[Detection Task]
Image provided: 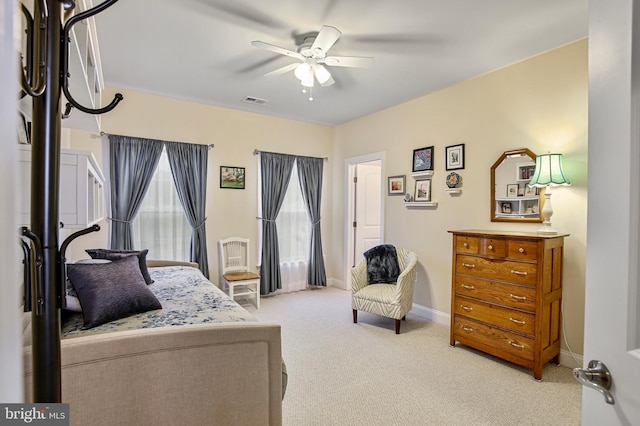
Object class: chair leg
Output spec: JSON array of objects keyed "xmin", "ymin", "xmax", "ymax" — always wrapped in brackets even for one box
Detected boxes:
[
  {"xmin": 353, "ymin": 309, "xmax": 357, "ymax": 323},
  {"xmin": 395, "ymin": 319, "xmax": 401, "ymax": 334},
  {"xmin": 255, "ymin": 282, "xmax": 260, "ymax": 309}
]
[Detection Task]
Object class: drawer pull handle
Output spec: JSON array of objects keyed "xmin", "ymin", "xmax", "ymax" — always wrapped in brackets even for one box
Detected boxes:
[
  {"xmin": 460, "ymin": 305, "xmax": 473, "ymax": 311},
  {"xmin": 510, "ymin": 294, "xmax": 527, "ymax": 301},
  {"xmin": 462, "ymin": 263, "xmax": 476, "ymax": 269},
  {"xmin": 510, "ymin": 269, "xmax": 528, "ymax": 276},
  {"xmin": 488, "ymin": 244, "xmax": 494, "ymax": 250},
  {"xmin": 518, "ymin": 247, "xmax": 525, "ymax": 253},
  {"xmin": 463, "ymin": 242, "xmax": 469, "ymax": 248},
  {"xmin": 461, "ymin": 325, "xmax": 474, "ymax": 332},
  {"xmin": 461, "ymin": 284, "xmax": 475, "ymax": 290},
  {"xmin": 509, "ymin": 341, "xmax": 525, "ymax": 349},
  {"xmin": 509, "ymin": 317, "xmax": 526, "ymax": 325}
]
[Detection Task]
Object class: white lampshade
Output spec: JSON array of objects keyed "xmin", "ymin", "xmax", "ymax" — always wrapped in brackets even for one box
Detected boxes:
[
  {"xmin": 294, "ymin": 63, "xmax": 312, "ymax": 81},
  {"xmin": 529, "ymin": 153, "xmax": 571, "ymax": 187}
]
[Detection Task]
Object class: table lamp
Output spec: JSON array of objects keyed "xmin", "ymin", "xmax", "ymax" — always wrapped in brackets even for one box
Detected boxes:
[{"xmin": 528, "ymin": 153, "xmax": 570, "ymax": 234}]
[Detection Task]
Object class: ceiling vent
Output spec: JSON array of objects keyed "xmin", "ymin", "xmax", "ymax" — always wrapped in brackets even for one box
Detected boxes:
[{"xmin": 242, "ymin": 96, "xmax": 268, "ymax": 106}]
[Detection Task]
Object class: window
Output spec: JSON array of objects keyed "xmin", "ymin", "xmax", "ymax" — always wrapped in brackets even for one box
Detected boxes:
[
  {"xmin": 276, "ymin": 162, "xmax": 311, "ymax": 264},
  {"xmin": 132, "ymin": 148, "xmax": 191, "ymax": 261}
]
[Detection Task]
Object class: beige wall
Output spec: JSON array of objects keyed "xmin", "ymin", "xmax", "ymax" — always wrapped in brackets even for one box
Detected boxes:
[
  {"xmin": 331, "ymin": 39, "xmax": 587, "ymax": 357},
  {"xmin": 67, "ymin": 39, "xmax": 587, "ymax": 358},
  {"xmin": 76, "ymin": 89, "xmax": 334, "ymax": 284}
]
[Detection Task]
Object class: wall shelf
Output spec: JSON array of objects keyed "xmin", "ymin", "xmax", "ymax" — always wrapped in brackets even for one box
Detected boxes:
[
  {"xmin": 404, "ymin": 202, "xmax": 438, "ymax": 209},
  {"xmin": 410, "ymin": 171, "xmax": 434, "ymax": 180},
  {"xmin": 446, "ymin": 188, "xmax": 462, "ymax": 195}
]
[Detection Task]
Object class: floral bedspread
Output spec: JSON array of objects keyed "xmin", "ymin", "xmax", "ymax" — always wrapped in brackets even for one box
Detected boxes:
[{"xmin": 62, "ymin": 266, "xmax": 256, "ymax": 338}]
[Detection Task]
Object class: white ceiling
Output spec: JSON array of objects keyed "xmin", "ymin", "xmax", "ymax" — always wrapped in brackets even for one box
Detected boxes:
[{"xmin": 93, "ymin": 0, "xmax": 588, "ymax": 127}]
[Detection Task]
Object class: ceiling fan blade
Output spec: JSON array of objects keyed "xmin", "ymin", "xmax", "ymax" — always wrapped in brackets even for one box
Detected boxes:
[
  {"xmin": 323, "ymin": 56, "xmax": 375, "ymax": 68},
  {"xmin": 251, "ymin": 41, "xmax": 303, "ymax": 60},
  {"xmin": 264, "ymin": 63, "xmax": 300, "ymax": 77},
  {"xmin": 310, "ymin": 25, "xmax": 342, "ymax": 53}
]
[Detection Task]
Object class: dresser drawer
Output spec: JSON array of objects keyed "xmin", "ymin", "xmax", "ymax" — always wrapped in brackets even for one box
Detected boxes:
[
  {"xmin": 507, "ymin": 240, "xmax": 538, "ymax": 261},
  {"xmin": 453, "ymin": 276, "xmax": 536, "ymax": 311},
  {"xmin": 455, "ymin": 236, "xmax": 479, "ymax": 254},
  {"xmin": 454, "ymin": 296, "xmax": 535, "ymax": 335},
  {"xmin": 453, "ymin": 316, "xmax": 534, "ymax": 361},
  {"xmin": 456, "ymin": 255, "xmax": 537, "ymax": 286},
  {"xmin": 481, "ymin": 238, "xmax": 506, "ymax": 257}
]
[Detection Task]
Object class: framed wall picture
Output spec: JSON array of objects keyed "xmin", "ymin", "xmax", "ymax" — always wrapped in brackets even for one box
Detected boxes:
[
  {"xmin": 506, "ymin": 184, "xmax": 518, "ymax": 198},
  {"xmin": 388, "ymin": 175, "xmax": 406, "ymax": 195},
  {"xmin": 414, "ymin": 179, "xmax": 432, "ymax": 202},
  {"xmin": 412, "ymin": 146, "xmax": 434, "ymax": 172},
  {"xmin": 445, "ymin": 143, "xmax": 465, "ymax": 170},
  {"xmin": 220, "ymin": 166, "xmax": 245, "ymax": 189}
]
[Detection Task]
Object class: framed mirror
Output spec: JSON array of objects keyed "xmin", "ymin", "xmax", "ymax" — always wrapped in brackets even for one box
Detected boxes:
[{"xmin": 491, "ymin": 148, "xmax": 544, "ymax": 223}]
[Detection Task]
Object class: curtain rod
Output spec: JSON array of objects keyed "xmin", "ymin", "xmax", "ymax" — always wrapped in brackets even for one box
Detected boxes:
[
  {"xmin": 99, "ymin": 132, "xmax": 214, "ymax": 149},
  {"xmin": 253, "ymin": 149, "xmax": 328, "ymax": 161}
]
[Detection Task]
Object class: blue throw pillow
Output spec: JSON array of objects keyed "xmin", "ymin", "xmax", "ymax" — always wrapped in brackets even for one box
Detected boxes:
[{"xmin": 364, "ymin": 244, "xmax": 400, "ymax": 284}]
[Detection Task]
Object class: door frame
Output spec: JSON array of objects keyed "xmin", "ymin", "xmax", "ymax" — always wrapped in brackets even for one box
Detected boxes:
[{"xmin": 344, "ymin": 152, "xmax": 385, "ymax": 291}]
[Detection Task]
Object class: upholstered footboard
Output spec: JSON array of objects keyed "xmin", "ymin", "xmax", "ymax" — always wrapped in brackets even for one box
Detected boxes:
[{"xmin": 24, "ymin": 322, "xmax": 283, "ymax": 426}]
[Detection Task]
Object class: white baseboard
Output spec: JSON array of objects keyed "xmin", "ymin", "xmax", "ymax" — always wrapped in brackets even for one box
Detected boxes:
[
  {"xmin": 559, "ymin": 349, "xmax": 583, "ymax": 369},
  {"xmin": 410, "ymin": 303, "xmax": 450, "ymax": 326},
  {"xmin": 328, "ymin": 278, "xmax": 347, "ymax": 290}
]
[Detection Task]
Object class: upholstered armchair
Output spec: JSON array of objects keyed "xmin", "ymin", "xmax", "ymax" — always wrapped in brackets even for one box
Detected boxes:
[{"xmin": 352, "ymin": 246, "xmax": 418, "ymax": 334}]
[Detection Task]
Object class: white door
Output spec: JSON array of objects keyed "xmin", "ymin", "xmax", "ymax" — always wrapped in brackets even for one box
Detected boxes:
[
  {"xmin": 352, "ymin": 161, "xmax": 381, "ymax": 267},
  {"xmin": 580, "ymin": 1, "xmax": 640, "ymax": 423}
]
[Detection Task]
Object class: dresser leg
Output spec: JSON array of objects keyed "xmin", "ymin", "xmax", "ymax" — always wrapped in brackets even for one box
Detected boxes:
[
  {"xmin": 533, "ymin": 366, "xmax": 543, "ymax": 381},
  {"xmin": 352, "ymin": 309, "xmax": 357, "ymax": 323}
]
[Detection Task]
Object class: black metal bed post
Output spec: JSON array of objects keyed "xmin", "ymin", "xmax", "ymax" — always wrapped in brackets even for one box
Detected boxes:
[{"xmin": 30, "ymin": 0, "xmax": 63, "ymax": 402}]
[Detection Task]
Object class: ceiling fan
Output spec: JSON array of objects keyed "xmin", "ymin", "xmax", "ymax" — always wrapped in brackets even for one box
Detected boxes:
[{"xmin": 251, "ymin": 25, "xmax": 374, "ymax": 100}]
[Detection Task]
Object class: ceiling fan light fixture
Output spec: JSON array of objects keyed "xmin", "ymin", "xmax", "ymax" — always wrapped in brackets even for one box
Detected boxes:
[
  {"xmin": 294, "ymin": 62, "xmax": 312, "ymax": 81},
  {"xmin": 301, "ymin": 74, "xmax": 314, "ymax": 88},
  {"xmin": 313, "ymin": 64, "xmax": 332, "ymax": 85}
]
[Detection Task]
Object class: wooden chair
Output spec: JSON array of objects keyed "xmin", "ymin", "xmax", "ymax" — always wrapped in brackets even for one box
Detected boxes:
[{"xmin": 218, "ymin": 237, "xmax": 260, "ymax": 308}]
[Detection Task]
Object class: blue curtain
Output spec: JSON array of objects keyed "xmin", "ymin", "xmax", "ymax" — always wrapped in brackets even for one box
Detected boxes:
[
  {"xmin": 259, "ymin": 152, "xmax": 296, "ymax": 295},
  {"xmin": 296, "ymin": 156, "xmax": 326, "ymax": 286},
  {"xmin": 165, "ymin": 142, "xmax": 210, "ymax": 278},
  {"xmin": 108, "ymin": 135, "xmax": 164, "ymax": 249}
]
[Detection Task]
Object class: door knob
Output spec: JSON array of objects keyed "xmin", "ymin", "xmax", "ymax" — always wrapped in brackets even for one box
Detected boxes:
[{"xmin": 573, "ymin": 360, "xmax": 615, "ymax": 405}]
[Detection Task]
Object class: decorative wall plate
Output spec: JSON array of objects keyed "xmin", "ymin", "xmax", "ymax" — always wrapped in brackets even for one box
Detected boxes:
[{"xmin": 446, "ymin": 172, "xmax": 462, "ymax": 188}]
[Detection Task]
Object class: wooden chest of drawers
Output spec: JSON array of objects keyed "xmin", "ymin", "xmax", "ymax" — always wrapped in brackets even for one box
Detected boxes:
[{"xmin": 448, "ymin": 230, "xmax": 568, "ymax": 380}]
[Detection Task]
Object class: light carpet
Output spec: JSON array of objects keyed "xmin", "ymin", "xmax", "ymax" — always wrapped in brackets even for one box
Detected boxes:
[{"xmin": 246, "ymin": 286, "xmax": 581, "ymax": 426}]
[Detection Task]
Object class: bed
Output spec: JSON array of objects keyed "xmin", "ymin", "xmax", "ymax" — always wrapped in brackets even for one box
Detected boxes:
[{"xmin": 23, "ymin": 261, "xmax": 284, "ymax": 426}]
